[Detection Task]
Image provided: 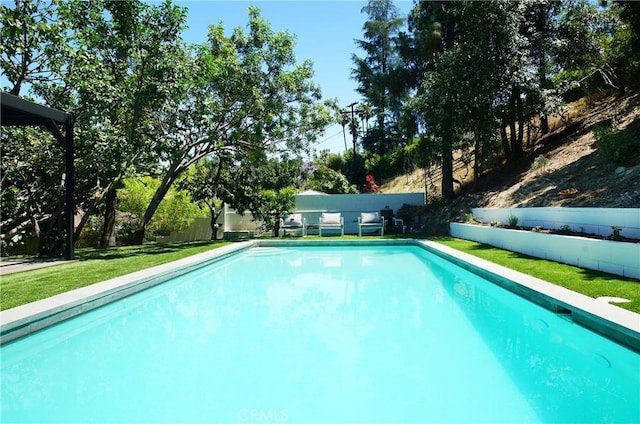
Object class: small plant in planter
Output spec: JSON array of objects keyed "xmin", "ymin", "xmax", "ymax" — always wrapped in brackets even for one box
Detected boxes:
[
  {"xmin": 465, "ymin": 213, "xmax": 475, "ymax": 223},
  {"xmin": 558, "ymin": 224, "xmax": 573, "ymax": 235},
  {"xmin": 507, "ymin": 214, "xmax": 519, "ymax": 228},
  {"xmin": 490, "ymin": 220, "xmax": 501, "ymax": 228},
  {"xmin": 611, "ymin": 226, "xmax": 623, "ymax": 240}
]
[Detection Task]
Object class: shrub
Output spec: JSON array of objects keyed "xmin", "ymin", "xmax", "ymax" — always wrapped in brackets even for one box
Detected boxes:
[
  {"xmin": 362, "ymin": 174, "xmax": 379, "ymax": 193},
  {"xmin": 531, "ymin": 155, "xmax": 549, "ymax": 174},
  {"xmin": 305, "ymin": 166, "xmax": 358, "ymax": 194},
  {"xmin": 593, "ymin": 121, "xmax": 640, "ymax": 165}
]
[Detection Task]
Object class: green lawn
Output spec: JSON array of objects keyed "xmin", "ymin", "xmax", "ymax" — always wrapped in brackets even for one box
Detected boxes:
[
  {"xmin": 1, "ymin": 237, "xmax": 638, "ymax": 314},
  {"xmin": 432, "ymin": 236, "xmax": 640, "ymax": 314},
  {"xmin": 0, "ymin": 241, "xmax": 229, "ymax": 310}
]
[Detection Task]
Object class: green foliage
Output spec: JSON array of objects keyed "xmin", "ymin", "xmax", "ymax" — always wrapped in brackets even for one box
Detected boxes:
[
  {"xmin": 558, "ymin": 224, "xmax": 573, "ymax": 234},
  {"xmin": 129, "ymin": 6, "xmax": 333, "ymax": 242},
  {"xmin": 0, "ymin": 0, "xmax": 68, "ymax": 95},
  {"xmin": 0, "ymin": 126, "xmax": 66, "ymax": 253},
  {"xmin": 507, "ymin": 214, "xmax": 519, "ymax": 227},
  {"xmin": 531, "ymin": 155, "xmax": 549, "ymax": 174},
  {"xmin": 249, "ymin": 187, "xmax": 297, "ymax": 236},
  {"xmin": 341, "ymin": 150, "xmax": 367, "ymax": 190},
  {"xmin": 324, "ymin": 152, "xmax": 347, "ymax": 173},
  {"xmin": 364, "ymin": 148, "xmax": 408, "ymax": 182},
  {"xmin": 593, "ymin": 121, "xmax": 640, "ymax": 165},
  {"xmin": 118, "ymin": 177, "xmax": 203, "ymax": 241},
  {"xmin": 76, "ymin": 215, "xmax": 103, "ymax": 248},
  {"xmin": 305, "ymin": 166, "xmax": 358, "ymax": 194},
  {"xmin": 352, "ymin": 0, "xmax": 407, "ymax": 154},
  {"xmin": 609, "ymin": 1, "xmax": 640, "ymax": 88},
  {"xmin": 611, "ymin": 226, "xmax": 623, "ymax": 240}
]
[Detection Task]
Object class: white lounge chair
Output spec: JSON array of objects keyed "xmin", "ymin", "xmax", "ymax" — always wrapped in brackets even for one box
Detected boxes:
[
  {"xmin": 358, "ymin": 212, "xmax": 385, "ymax": 236},
  {"xmin": 318, "ymin": 212, "xmax": 344, "ymax": 236},
  {"xmin": 279, "ymin": 213, "xmax": 306, "ymax": 237}
]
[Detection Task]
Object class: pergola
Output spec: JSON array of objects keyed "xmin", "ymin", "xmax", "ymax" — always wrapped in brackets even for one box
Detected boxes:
[{"xmin": 1, "ymin": 92, "xmax": 75, "ymax": 259}]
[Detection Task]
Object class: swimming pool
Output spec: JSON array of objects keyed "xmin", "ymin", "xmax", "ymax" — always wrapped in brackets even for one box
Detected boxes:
[{"xmin": 1, "ymin": 242, "xmax": 639, "ymax": 423}]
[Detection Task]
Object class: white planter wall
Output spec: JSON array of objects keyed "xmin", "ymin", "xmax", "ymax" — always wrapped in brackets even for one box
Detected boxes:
[
  {"xmin": 450, "ymin": 222, "xmax": 640, "ymax": 279},
  {"xmin": 471, "ymin": 207, "xmax": 640, "ymax": 239}
]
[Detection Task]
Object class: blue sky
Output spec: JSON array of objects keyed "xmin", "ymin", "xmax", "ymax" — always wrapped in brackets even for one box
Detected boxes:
[{"xmin": 175, "ymin": 0, "xmax": 414, "ymax": 154}]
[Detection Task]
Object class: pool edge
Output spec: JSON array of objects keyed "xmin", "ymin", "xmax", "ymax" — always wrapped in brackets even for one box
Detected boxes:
[
  {"xmin": 0, "ymin": 241, "xmax": 254, "ymax": 345},
  {"xmin": 415, "ymin": 239, "xmax": 640, "ymax": 353},
  {"xmin": 2, "ymin": 239, "xmax": 638, "ymax": 352}
]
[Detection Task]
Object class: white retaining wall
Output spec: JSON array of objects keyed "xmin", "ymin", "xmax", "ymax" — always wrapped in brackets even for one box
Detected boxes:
[
  {"xmin": 450, "ymin": 222, "xmax": 640, "ymax": 279},
  {"xmin": 224, "ymin": 192, "xmax": 425, "ymax": 235},
  {"xmin": 472, "ymin": 207, "xmax": 640, "ymax": 239}
]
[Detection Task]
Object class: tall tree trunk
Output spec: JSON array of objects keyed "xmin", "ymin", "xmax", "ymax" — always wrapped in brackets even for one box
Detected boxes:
[
  {"xmin": 537, "ymin": 2, "xmax": 550, "ymax": 135},
  {"xmin": 440, "ymin": 6, "xmax": 456, "ymax": 200},
  {"xmin": 100, "ymin": 190, "xmax": 117, "ymax": 247},
  {"xmin": 540, "ymin": 115, "xmax": 549, "ymax": 134},
  {"xmin": 508, "ymin": 89, "xmax": 517, "ymax": 161},
  {"xmin": 473, "ymin": 135, "xmax": 481, "ymax": 186},
  {"xmin": 441, "ymin": 137, "xmax": 455, "ymax": 200},
  {"xmin": 501, "ymin": 125, "xmax": 512, "ymax": 161},
  {"xmin": 209, "ymin": 204, "xmax": 223, "ymax": 241},
  {"xmin": 132, "ymin": 162, "xmax": 182, "ymax": 245},
  {"xmin": 515, "ymin": 92, "xmax": 524, "ymax": 159},
  {"xmin": 74, "ymin": 175, "xmax": 123, "ymax": 242}
]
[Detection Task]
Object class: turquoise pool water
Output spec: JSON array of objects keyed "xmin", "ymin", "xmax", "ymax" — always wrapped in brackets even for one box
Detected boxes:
[{"xmin": 1, "ymin": 245, "xmax": 639, "ymax": 423}]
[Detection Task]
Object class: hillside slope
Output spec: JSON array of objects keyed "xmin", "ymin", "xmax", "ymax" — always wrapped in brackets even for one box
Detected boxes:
[{"xmin": 382, "ymin": 91, "xmax": 640, "ymax": 233}]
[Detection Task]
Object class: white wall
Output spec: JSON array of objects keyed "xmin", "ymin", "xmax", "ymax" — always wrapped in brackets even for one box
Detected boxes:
[
  {"xmin": 223, "ymin": 209, "xmax": 263, "ymax": 233},
  {"xmin": 450, "ymin": 222, "xmax": 640, "ymax": 279},
  {"xmin": 224, "ymin": 192, "xmax": 425, "ymax": 235},
  {"xmin": 156, "ymin": 217, "xmax": 214, "ymax": 243},
  {"xmin": 472, "ymin": 207, "xmax": 640, "ymax": 239}
]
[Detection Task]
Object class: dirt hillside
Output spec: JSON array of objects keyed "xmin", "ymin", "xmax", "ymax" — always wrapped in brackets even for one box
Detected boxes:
[{"xmin": 382, "ymin": 91, "xmax": 640, "ymax": 233}]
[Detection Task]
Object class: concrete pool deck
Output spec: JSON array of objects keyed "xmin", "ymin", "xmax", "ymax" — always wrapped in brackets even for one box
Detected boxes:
[{"xmin": 1, "ymin": 239, "xmax": 639, "ymax": 351}]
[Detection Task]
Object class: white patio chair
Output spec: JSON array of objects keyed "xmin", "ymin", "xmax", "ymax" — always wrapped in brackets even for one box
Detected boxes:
[
  {"xmin": 358, "ymin": 212, "xmax": 385, "ymax": 236},
  {"xmin": 318, "ymin": 212, "xmax": 344, "ymax": 236}
]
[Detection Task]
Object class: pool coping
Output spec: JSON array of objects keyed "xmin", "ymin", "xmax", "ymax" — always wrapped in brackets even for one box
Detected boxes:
[{"xmin": 1, "ymin": 239, "xmax": 639, "ymax": 352}]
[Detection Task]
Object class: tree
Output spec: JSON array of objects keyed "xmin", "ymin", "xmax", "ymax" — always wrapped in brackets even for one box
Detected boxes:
[
  {"xmin": 0, "ymin": 0, "xmax": 67, "ymax": 96},
  {"xmin": 352, "ymin": 0, "xmax": 406, "ymax": 154},
  {"xmin": 305, "ymin": 165, "xmax": 358, "ymax": 194},
  {"xmin": 1, "ymin": 0, "xmax": 191, "ymax": 250},
  {"xmin": 57, "ymin": 0, "xmax": 190, "ymax": 246},
  {"xmin": 118, "ymin": 176, "xmax": 203, "ymax": 241},
  {"xmin": 178, "ymin": 157, "xmax": 228, "ymax": 240},
  {"xmin": 0, "ymin": 127, "xmax": 65, "ymax": 254},
  {"xmin": 1, "ymin": 0, "xmax": 71, "ymax": 254},
  {"xmin": 131, "ymin": 7, "xmax": 333, "ymax": 244},
  {"xmin": 407, "ymin": 0, "xmax": 460, "ymax": 199},
  {"xmin": 607, "ymin": 1, "xmax": 640, "ymax": 89}
]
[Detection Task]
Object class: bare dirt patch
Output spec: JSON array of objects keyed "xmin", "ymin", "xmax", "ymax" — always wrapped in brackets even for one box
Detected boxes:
[{"xmin": 385, "ymin": 92, "xmax": 640, "ymax": 234}]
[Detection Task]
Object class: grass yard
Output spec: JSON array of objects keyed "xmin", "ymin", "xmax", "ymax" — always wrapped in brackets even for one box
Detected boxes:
[
  {"xmin": 433, "ymin": 236, "xmax": 640, "ymax": 314},
  {"xmin": 0, "ymin": 241, "xmax": 229, "ymax": 310},
  {"xmin": 1, "ymin": 237, "xmax": 638, "ymax": 314}
]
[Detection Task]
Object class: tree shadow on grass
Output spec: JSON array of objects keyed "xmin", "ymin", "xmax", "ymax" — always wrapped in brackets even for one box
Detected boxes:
[{"xmin": 75, "ymin": 240, "xmax": 218, "ymax": 261}]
